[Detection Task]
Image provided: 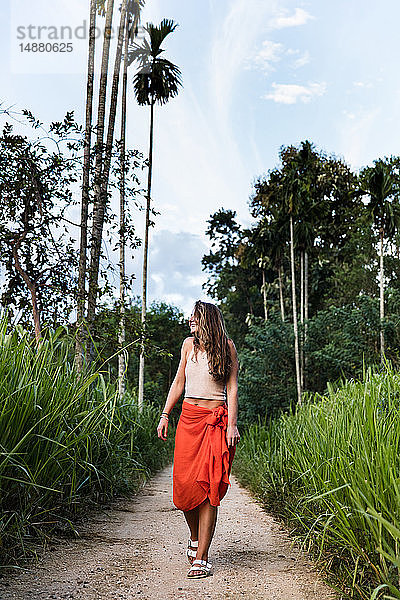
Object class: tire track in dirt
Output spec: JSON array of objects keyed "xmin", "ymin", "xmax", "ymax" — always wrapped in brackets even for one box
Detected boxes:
[{"xmin": 0, "ymin": 466, "xmax": 338, "ymax": 600}]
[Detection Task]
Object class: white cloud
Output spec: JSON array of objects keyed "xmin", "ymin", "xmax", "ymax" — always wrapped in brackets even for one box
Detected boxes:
[
  {"xmin": 204, "ymin": 0, "xmax": 280, "ymax": 225},
  {"xmin": 209, "ymin": 0, "xmax": 279, "ymax": 120},
  {"xmin": 187, "ymin": 275, "xmax": 206, "ymax": 287},
  {"xmin": 163, "ymin": 293, "xmax": 186, "ymax": 307},
  {"xmin": 264, "ymin": 82, "xmax": 326, "ymax": 104},
  {"xmin": 150, "ymin": 86, "xmax": 251, "ymax": 234},
  {"xmin": 269, "ymin": 7, "xmax": 315, "ymax": 29},
  {"xmin": 292, "ymin": 50, "xmax": 310, "ymax": 68},
  {"xmin": 342, "ymin": 109, "xmax": 356, "ymax": 120},
  {"xmin": 353, "ymin": 81, "xmax": 373, "ymax": 89},
  {"xmin": 127, "ymin": 230, "xmax": 212, "ymax": 315},
  {"xmin": 249, "ymin": 40, "xmax": 284, "ymax": 72},
  {"xmin": 248, "ymin": 43, "xmax": 311, "ymax": 73}
]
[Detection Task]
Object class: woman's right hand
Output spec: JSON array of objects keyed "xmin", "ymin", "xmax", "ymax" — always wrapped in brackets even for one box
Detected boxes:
[{"xmin": 157, "ymin": 416, "xmax": 168, "ymax": 441}]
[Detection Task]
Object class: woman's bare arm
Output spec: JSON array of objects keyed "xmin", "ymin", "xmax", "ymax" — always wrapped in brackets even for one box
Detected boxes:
[
  {"xmin": 226, "ymin": 339, "xmax": 240, "ymax": 447},
  {"xmin": 157, "ymin": 337, "xmax": 191, "ymax": 441},
  {"xmin": 162, "ymin": 337, "xmax": 191, "ymax": 413}
]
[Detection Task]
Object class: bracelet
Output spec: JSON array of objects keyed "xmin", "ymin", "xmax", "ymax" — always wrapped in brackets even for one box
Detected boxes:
[{"xmin": 161, "ymin": 412, "xmax": 169, "ymax": 420}]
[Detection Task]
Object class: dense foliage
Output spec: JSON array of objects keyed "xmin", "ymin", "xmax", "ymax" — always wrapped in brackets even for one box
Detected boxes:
[
  {"xmin": 0, "ymin": 112, "xmax": 142, "ymax": 337},
  {"xmin": 234, "ymin": 366, "xmax": 400, "ymax": 599},
  {"xmin": 203, "ymin": 140, "xmax": 400, "ymax": 414},
  {"xmin": 238, "ymin": 293, "xmax": 400, "ymax": 421},
  {"xmin": 0, "ymin": 313, "xmax": 174, "ymax": 566},
  {"xmin": 91, "ymin": 297, "xmax": 189, "ymax": 401}
]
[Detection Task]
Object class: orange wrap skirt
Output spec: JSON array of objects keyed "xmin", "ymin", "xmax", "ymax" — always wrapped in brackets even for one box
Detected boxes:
[{"xmin": 172, "ymin": 400, "xmax": 235, "ymax": 511}]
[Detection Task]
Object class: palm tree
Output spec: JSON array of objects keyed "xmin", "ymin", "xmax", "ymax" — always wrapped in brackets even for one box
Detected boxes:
[
  {"xmin": 118, "ymin": 0, "xmax": 143, "ymax": 398},
  {"xmin": 280, "ymin": 156, "xmax": 303, "ymax": 404},
  {"xmin": 257, "ymin": 256, "xmax": 269, "ymax": 321},
  {"xmin": 101, "ymin": 0, "xmax": 129, "ymax": 208},
  {"xmin": 295, "ymin": 217, "xmax": 315, "ymax": 389},
  {"xmin": 293, "ymin": 141, "xmax": 324, "ymax": 389},
  {"xmin": 360, "ymin": 160, "xmax": 400, "ymax": 360},
  {"xmin": 75, "ymin": 0, "xmax": 98, "ymax": 371},
  {"xmin": 86, "ymin": 0, "xmax": 115, "ymax": 360},
  {"xmin": 130, "ymin": 18, "xmax": 182, "ymax": 410}
]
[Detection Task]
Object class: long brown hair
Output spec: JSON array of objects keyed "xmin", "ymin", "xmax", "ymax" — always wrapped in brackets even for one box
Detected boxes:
[{"xmin": 191, "ymin": 300, "xmax": 232, "ymax": 382}]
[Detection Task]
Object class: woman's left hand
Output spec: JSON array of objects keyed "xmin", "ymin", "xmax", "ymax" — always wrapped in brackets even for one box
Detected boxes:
[{"xmin": 226, "ymin": 425, "xmax": 240, "ymax": 448}]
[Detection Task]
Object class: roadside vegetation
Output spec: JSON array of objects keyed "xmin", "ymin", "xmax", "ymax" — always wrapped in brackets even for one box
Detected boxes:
[
  {"xmin": 234, "ymin": 367, "xmax": 400, "ymax": 599},
  {"xmin": 0, "ymin": 312, "xmax": 175, "ymax": 566}
]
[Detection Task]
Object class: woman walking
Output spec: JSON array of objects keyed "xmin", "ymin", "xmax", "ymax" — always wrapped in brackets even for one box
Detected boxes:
[{"xmin": 157, "ymin": 300, "xmax": 240, "ymax": 579}]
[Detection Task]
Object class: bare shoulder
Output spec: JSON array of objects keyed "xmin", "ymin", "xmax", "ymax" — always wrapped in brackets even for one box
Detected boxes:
[
  {"xmin": 227, "ymin": 338, "xmax": 237, "ymax": 351},
  {"xmin": 227, "ymin": 338, "xmax": 238, "ymax": 358},
  {"xmin": 181, "ymin": 336, "xmax": 194, "ymax": 354}
]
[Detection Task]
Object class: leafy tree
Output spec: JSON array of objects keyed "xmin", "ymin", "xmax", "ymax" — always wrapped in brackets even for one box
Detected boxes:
[
  {"xmin": 0, "ymin": 108, "xmax": 143, "ymax": 351},
  {"xmin": 0, "ymin": 117, "xmax": 80, "ymax": 340},
  {"xmin": 240, "ymin": 215, "xmax": 287, "ymax": 322},
  {"xmin": 130, "ymin": 18, "xmax": 183, "ymax": 409},
  {"xmin": 91, "ymin": 298, "xmax": 188, "ymax": 401},
  {"xmin": 238, "ymin": 314, "xmax": 296, "ymax": 423},
  {"xmin": 202, "ymin": 209, "xmax": 262, "ymax": 344},
  {"xmin": 77, "ymin": 0, "xmax": 145, "ymax": 377},
  {"xmin": 202, "ymin": 208, "xmax": 243, "ymax": 298},
  {"xmin": 359, "ymin": 159, "xmax": 400, "ymax": 359},
  {"xmin": 249, "ymin": 142, "xmax": 362, "ymax": 399},
  {"xmin": 238, "ymin": 296, "xmax": 400, "ymax": 421},
  {"xmin": 203, "ymin": 142, "xmax": 400, "ymax": 417}
]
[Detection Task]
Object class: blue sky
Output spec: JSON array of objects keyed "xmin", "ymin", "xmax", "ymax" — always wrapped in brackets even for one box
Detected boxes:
[{"xmin": 2, "ymin": 0, "xmax": 400, "ymax": 316}]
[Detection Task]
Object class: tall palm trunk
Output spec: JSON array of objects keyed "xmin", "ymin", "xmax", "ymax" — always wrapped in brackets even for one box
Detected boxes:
[
  {"xmin": 89, "ymin": 0, "xmax": 127, "ymax": 363},
  {"xmin": 380, "ymin": 228, "xmax": 385, "ymax": 360},
  {"xmin": 118, "ymin": 10, "xmax": 130, "ymax": 398},
  {"xmin": 75, "ymin": 0, "xmax": 97, "ymax": 372},
  {"xmin": 278, "ymin": 263, "xmax": 285, "ymax": 321},
  {"xmin": 262, "ymin": 269, "xmax": 267, "ymax": 321},
  {"xmin": 290, "ymin": 214, "xmax": 302, "ymax": 404},
  {"xmin": 86, "ymin": 0, "xmax": 115, "ymax": 359},
  {"xmin": 304, "ymin": 250, "xmax": 309, "ymax": 322},
  {"xmin": 304, "ymin": 249, "xmax": 309, "ymax": 388},
  {"xmin": 118, "ymin": 7, "xmax": 141, "ymax": 398},
  {"xmin": 300, "ymin": 250, "xmax": 304, "ymax": 324},
  {"xmin": 101, "ymin": 0, "xmax": 127, "ymax": 202},
  {"xmin": 138, "ymin": 97, "xmax": 155, "ymax": 410},
  {"xmin": 300, "ymin": 249, "xmax": 304, "ymax": 389}
]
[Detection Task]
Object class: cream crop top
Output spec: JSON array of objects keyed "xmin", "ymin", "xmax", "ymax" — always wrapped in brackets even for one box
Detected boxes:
[{"xmin": 184, "ymin": 347, "xmax": 227, "ymax": 401}]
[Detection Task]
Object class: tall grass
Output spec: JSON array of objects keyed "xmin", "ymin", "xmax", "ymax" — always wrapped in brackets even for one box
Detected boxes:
[
  {"xmin": 234, "ymin": 365, "xmax": 400, "ymax": 600},
  {"xmin": 0, "ymin": 314, "xmax": 173, "ymax": 567}
]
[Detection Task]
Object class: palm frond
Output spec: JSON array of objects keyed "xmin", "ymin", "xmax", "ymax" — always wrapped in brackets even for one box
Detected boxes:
[
  {"xmin": 361, "ymin": 161, "xmax": 400, "ymax": 233},
  {"xmin": 133, "ymin": 58, "xmax": 182, "ymax": 105},
  {"xmin": 127, "ymin": 39, "xmax": 152, "ymax": 68},
  {"xmin": 145, "ymin": 18, "xmax": 178, "ymax": 57},
  {"xmin": 126, "ymin": 0, "xmax": 144, "ymax": 30}
]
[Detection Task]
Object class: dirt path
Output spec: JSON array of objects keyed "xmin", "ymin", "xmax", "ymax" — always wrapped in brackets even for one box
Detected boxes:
[{"xmin": 0, "ymin": 466, "xmax": 337, "ymax": 600}]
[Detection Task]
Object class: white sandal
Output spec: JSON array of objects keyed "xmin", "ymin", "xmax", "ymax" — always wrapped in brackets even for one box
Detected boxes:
[
  {"xmin": 187, "ymin": 559, "xmax": 212, "ymax": 579},
  {"xmin": 186, "ymin": 538, "xmax": 198, "ymax": 564}
]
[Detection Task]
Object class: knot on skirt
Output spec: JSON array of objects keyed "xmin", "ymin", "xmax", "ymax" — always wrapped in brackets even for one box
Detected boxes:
[{"xmin": 205, "ymin": 405, "xmax": 227, "ymax": 429}]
